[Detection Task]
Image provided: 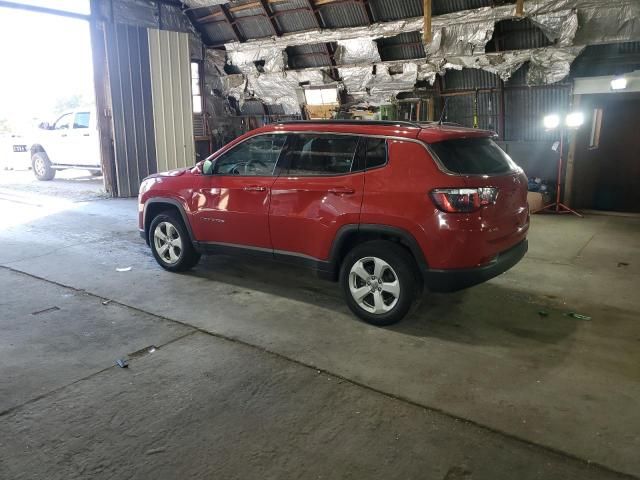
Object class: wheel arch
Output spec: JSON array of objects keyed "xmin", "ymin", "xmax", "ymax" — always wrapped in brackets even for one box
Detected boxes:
[
  {"xmin": 30, "ymin": 144, "xmax": 46, "ymax": 156},
  {"xmin": 144, "ymin": 198, "xmax": 195, "ymax": 246},
  {"xmin": 328, "ymin": 224, "xmax": 427, "ymax": 281}
]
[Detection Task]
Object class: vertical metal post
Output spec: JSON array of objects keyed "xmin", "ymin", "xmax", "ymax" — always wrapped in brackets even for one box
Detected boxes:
[
  {"xmin": 473, "ymin": 88, "xmax": 479, "ymax": 128},
  {"xmin": 564, "ymin": 94, "xmax": 581, "ymax": 207},
  {"xmin": 498, "ymin": 79, "xmax": 506, "ymax": 139},
  {"xmin": 89, "ymin": 0, "xmax": 117, "ymax": 196}
]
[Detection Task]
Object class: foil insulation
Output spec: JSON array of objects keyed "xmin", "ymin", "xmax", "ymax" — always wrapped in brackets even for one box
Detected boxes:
[
  {"xmin": 159, "ymin": 3, "xmax": 197, "ymax": 33},
  {"xmin": 223, "ymin": 0, "xmax": 593, "ymax": 56},
  {"xmin": 228, "ymin": 71, "xmax": 332, "ymax": 114},
  {"xmin": 530, "ymin": 11, "xmax": 579, "ymax": 47},
  {"xmin": 228, "ymin": 46, "xmax": 286, "ymax": 74},
  {"xmin": 442, "ymin": 46, "xmax": 584, "ymax": 85},
  {"xmin": 339, "ymin": 66, "xmax": 376, "ymax": 94},
  {"xmin": 368, "ymin": 64, "xmax": 419, "ymax": 105},
  {"xmin": 204, "ymin": 49, "xmax": 228, "ymax": 93},
  {"xmin": 335, "ymin": 39, "xmax": 381, "ymax": 65},
  {"xmin": 102, "ymin": 0, "xmax": 196, "ymax": 34},
  {"xmin": 211, "ymin": 0, "xmax": 640, "ymax": 111}
]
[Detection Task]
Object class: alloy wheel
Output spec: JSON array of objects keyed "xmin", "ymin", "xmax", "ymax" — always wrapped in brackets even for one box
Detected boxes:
[
  {"xmin": 153, "ymin": 222, "xmax": 183, "ymax": 265},
  {"xmin": 34, "ymin": 157, "xmax": 45, "ymax": 176},
  {"xmin": 349, "ymin": 256, "xmax": 400, "ymax": 314}
]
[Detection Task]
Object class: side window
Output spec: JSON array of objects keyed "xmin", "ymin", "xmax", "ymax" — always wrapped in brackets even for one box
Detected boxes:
[
  {"xmin": 54, "ymin": 113, "xmax": 73, "ymax": 130},
  {"xmin": 353, "ymin": 137, "xmax": 388, "ymax": 172},
  {"xmin": 213, "ymin": 134, "xmax": 286, "ymax": 176},
  {"xmin": 73, "ymin": 112, "xmax": 90, "ymax": 129},
  {"xmin": 365, "ymin": 138, "xmax": 387, "ymax": 169},
  {"xmin": 285, "ymin": 134, "xmax": 359, "ymax": 176}
]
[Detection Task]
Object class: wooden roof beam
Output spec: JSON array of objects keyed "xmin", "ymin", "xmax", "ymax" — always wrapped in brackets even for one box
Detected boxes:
[
  {"xmin": 219, "ymin": 3, "xmax": 244, "ymax": 42},
  {"xmin": 423, "ymin": 0, "xmax": 432, "ymax": 43}
]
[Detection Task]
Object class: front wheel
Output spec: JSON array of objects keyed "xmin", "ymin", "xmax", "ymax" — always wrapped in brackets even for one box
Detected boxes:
[
  {"xmin": 32, "ymin": 152, "xmax": 55, "ymax": 181},
  {"xmin": 148, "ymin": 211, "xmax": 201, "ymax": 272},
  {"xmin": 340, "ymin": 240, "xmax": 420, "ymax": 326}
]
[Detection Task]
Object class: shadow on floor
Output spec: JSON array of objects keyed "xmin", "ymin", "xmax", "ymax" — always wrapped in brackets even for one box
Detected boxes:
[{"xmin": 190, "ymin": 254, "xmax": 579, "ymax": 350}]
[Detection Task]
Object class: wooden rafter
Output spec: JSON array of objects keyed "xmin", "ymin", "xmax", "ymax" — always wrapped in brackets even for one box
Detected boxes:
[
  {"xmin": 423, "ymin": 0, "xmax": 432, "ymax": 43},
  {"xmin": 258, "ymin": 0, "xmax": 282, "ymax": 37},
  {"xmin": 359, "ymin": 0, "xmax": 374, "ymax": 25},
  {"xmin": 515, "ymin": 0, "xmax": 524, "ymax": 16},
  {"xmin": 304, "ymin": 0, "xmax": 324, "ymax": 29},
  {"xmin": 219, "ymin": 4, "xmax": 244, "ymax": 42}
]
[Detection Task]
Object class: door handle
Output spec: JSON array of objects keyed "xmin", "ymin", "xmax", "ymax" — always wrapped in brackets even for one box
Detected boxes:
[
  {"xmin": 61, "ymin": 134, "xmax": 68, "ymax": 137},
  {"xmin": 328, "ymin": 187, "xmax": 355, "ymax": 195},
  {"xmin": 243, "ymin": 186, "xmax": 267, "ymax": 192},
  {"xmin": 83, "ymin": 133, "xmax": 90, "ymax": 137}
]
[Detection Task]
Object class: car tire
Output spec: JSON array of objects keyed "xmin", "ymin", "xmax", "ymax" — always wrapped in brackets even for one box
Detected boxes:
[
  {"xmin": 32, "ymin": 152, "xmax": 55, "ymax": 181},
  {"xmin": 340, "ymin": 240, "xmax": 420, "ymax": 326},
  {"xmin": 90, "ymin": 170, "xmax": 102, "ymax": 177},
  {"xmin": 148, "ymin": 210, "xmax": 201, "ymax": 272}
]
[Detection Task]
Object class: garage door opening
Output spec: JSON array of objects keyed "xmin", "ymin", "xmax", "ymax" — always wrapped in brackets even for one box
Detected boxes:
[{"xmin": 0, "ymin": 0, "xmax": 105, "ymax": 204}]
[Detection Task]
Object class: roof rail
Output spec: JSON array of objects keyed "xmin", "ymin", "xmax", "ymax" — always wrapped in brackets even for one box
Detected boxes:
[
  {"xmin": 419, "ymin": 121, "xmax": 464, "ymax": 127},
  {"xmin": 275, "ymin": 120, "xmax": 422, "ymax": 128}
]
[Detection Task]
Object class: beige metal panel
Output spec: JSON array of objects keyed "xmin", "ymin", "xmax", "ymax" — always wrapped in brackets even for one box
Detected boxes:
[{"xmin": 148, "ymin": 28, "xmax": 195, "ymax": 172}]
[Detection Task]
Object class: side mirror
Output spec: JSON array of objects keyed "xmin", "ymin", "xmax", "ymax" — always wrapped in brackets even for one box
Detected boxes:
[{"xmin": 203, "ymin": 159, "xmax": 214, "ymax": 175}]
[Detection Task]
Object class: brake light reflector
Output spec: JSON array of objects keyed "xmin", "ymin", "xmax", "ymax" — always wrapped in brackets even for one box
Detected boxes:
[{"xmin": 431, "ymin": 188, "xmax": 499, "ymax": 213}]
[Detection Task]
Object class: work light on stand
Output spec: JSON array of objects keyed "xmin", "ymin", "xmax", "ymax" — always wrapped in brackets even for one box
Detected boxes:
[{"xmin": 541, "ymin": 112, "xmax": 584, "ymax": 217}]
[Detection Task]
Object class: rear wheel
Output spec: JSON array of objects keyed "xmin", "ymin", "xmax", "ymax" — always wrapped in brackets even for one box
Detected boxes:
[
  {"xmin": 149, "ymin": 211, "xmax": 200, "ymax": 272},
  {"xmin": 340, "ymin": 240, "xmax": 420, "ymax": 326},
  {"xmin": 32, "ymin": 152, "xmax": 55, "ymax": 181},
  {"xmin": 89, "ymin": 170, "xmax": 102, "ymax": 177}
]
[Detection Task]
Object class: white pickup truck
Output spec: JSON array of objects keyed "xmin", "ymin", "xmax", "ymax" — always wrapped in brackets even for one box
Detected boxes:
[{"xmin": 13, "ymin": 109, "xmax": 101, "ymax": 180}]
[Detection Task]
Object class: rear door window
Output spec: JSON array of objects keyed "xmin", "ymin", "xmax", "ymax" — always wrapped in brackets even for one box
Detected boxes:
[
  {"xmin": 364, "ymin": 138, "xmax": 387, "ymax": 169},
  {"xmin": 429, "ymin": 137, "xmax": 517, "ymax": 175},
  {"xmin": 354, "ymin": 137, "xmax": 388, "ymax": 171},
  {"xmin": 73, "ymin": 112, "xmax": 90, "ymax": 129},
  {"xmin": 283, "ymin": 134, "xmax": 359, "ymax": 176}
]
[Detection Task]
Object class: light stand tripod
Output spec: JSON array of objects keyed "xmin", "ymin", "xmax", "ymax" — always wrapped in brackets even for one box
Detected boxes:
[{"xmin": 541, "ymin": 127, "xmax": 583, "ymax": 217}]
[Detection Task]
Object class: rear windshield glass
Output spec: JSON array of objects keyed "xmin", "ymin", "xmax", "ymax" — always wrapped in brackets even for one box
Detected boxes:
[{"xmin": 429, "ymin": 137, "xmax": 517, "ymax": 175}]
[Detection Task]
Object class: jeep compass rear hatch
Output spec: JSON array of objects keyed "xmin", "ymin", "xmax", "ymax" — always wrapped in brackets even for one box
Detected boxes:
[{"xmin": 428, "ymin": 136, "xmax": 529, "ymax": 248}]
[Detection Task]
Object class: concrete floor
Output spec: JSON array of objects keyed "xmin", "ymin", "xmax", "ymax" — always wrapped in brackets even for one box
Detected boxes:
[{"xmin": 0, "ymin": 170, "xmax": 639, "ymax": 479}]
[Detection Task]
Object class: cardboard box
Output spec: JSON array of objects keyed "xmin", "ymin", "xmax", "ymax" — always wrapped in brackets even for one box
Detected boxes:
[{"xmin": 527, "ymin": 192, "xmax": 545, "ymax": 213}]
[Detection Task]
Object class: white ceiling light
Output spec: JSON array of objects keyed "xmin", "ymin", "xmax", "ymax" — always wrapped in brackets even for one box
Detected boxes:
[
  {"xmin": 566, "ymin": 112, "xmax": 585, "ymax": 128},
  {"xmin": 611, "ymin": 77, "xmax": 628, "ymax": 90}
]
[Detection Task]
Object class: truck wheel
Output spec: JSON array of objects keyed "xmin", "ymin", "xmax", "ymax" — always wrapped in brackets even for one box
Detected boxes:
[
  {"xmin": 149, "ymin": 210, "xmax": 201, "ymax": 272},
  {"xmin": 340, "ymin": 240, "xmax": 420, "ymax": 326},
  {"xmin": 32, "ymin": 152, "xmax": 55, "ymax": 181}
]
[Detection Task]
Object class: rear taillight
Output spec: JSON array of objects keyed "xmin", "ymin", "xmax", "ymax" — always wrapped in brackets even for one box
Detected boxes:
[{"xmin": 430, "ymin": 188, "xmax": 499, "ymax": 213}]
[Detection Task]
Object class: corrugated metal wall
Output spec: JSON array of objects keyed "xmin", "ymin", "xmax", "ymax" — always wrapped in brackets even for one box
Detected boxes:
[
  {"xmin": 445, "ymin": 92, "xmax": 498, "ymax": 131},
  {"xmin": 440, "ymin": 68, "xmax": 571, "ymax": 142},
  {"xmin": 148, "ymin": 29, "xmax": 196, "ymax": 174},
  {"xmin": 106, "ymin": 23, "xmax": 158, "ymax": 198},
  {"xmin": 504, "ymin": 87, "xmax": 571, "ymax": 141},
  {"xmin": 442, "ymin": 69, "xmax": 500, "ymax": 90}
]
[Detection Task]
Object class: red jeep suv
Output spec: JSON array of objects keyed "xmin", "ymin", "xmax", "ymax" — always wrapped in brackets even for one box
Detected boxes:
[{"xmin": 138, "ymin": 121, "xmax": 529, "ymax": 325}]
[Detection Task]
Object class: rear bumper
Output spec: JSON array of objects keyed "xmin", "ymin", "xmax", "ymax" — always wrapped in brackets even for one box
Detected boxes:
[{"xmin": 423, "ymin": 239, "xmax": 528, "ymax": 292}]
